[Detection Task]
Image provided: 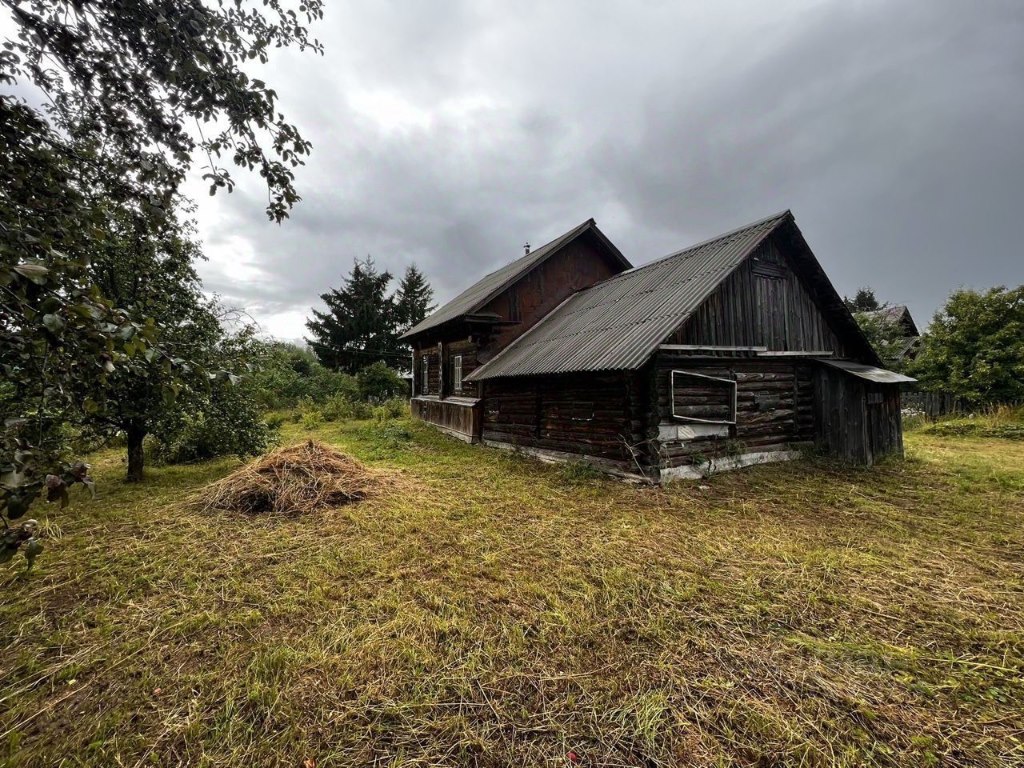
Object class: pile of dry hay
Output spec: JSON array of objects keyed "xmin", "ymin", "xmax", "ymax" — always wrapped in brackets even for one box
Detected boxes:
[{"xmin": 193, "ymin": 440, "xmax": 381, "ymax": 515}]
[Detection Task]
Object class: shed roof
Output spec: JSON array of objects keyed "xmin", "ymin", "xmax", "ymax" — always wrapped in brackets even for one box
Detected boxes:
[
  {"xmin": 467, "ymin": 210, "xmax": 877, "ymax": 382},
  {"xmin": 400, "ymin": 218, "xmax": 630, "ymax": 340},
  {"xmin": 817, "ymin": 359, "xmax": 917, "ymax": 384}
]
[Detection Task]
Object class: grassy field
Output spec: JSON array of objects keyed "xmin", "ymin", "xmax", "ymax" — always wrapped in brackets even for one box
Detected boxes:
[{"xmin": 2, "ymin": 419, "xmax": 1023, "ymax": 767}]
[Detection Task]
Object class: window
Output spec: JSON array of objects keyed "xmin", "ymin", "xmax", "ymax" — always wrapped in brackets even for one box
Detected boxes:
[
  {"xmin": 671, "ymin": 370, "xmax": 737, "ymax": 425},
  {"xmin": 452, "ymin": 355, "xmax": 463, "ymax": 393},
  {"xmin": 421, "ymin": 356, "xmax": 429, "ymax": 395}
]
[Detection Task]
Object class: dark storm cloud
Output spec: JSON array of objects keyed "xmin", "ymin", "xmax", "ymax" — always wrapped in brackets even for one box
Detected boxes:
[{"xmin": 192, "ymin": 0, "xmax": 1024, "ymax": 338}]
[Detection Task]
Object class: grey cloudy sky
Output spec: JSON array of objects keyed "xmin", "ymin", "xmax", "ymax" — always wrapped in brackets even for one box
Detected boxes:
[{"xmin": 186, "ymin": 0, "xmax": 1024, "ymax": 340}]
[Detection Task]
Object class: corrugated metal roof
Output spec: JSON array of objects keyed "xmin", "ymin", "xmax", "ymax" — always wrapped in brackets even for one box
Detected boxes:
[
  {"xmin": 400, "ymin": 218, "xmax": 629, "ymax": 340},
  {"xmin": 817, "ymin": 359, "xmax": 917, "ymax": 384},
  {"xmin": 466, "ymin": 211, "xmax": 791, "ymax": 381}
]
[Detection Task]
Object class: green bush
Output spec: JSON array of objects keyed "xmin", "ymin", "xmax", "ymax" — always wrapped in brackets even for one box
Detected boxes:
[
  {"xmin": 150, "ymin": 378, "xmax": 275, "ymax": 465},
  {"xmin": 248, "ymin": 342, "xmax": 360, "ymax": 410},
  {"xmin": 321, "ymin": 394, "xmax": 373, "ymax": 422},
  {"xmin": 301, "ymin": 410, "xmax": 324, "ymax": 430},
  {"xmin": 151, "ymin": 411, "xmax": 275, "ymax": 465},
  {"xmin": 264, "ymin": 412, "xmax": 287, "ymax": 431},
  {"xmin": 372, "ymin": 398, "xmax": 409, "ymax": 423},
  {"xmin": 356, "ymin": 361, "xmax": 407, "ymax": 402},
  {"xmin": 384, "ymin": 397, "xmax": 408, "ymax": 418}
]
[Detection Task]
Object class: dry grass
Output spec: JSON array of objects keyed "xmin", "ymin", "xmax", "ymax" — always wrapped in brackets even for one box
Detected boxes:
[
  {"xmin": 191, "ymin": 440, "xmax": 383, "ymax": 516},
  {"xmin": 1, "ymin": 419, "xmax": 1022, "ymax": 767}
]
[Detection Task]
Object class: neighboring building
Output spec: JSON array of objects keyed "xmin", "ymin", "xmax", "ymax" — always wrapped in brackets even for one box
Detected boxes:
[
  {"xmin": 402, "ymin": 211, "xmax": 915, "ymax": 481},
  {"xmin": 858, "ymin": 305, "xmax": 922, "ymax": 365}
]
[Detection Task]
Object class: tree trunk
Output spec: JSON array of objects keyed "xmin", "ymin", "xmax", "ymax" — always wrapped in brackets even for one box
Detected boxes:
[{"xmin": 126, "ymin": 423, "xmax": 146, "ymax": 483}]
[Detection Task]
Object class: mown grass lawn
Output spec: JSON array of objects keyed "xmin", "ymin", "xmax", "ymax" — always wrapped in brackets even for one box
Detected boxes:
[{"xmin": 2, "ymin": 420, "xmax": 1022, "ymax": 767}]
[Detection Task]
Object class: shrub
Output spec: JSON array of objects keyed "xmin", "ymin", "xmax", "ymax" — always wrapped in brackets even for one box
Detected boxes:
[
  {"xmin": 315, "ymin": 368, "xmax": 360, "ymax": 403},
  {"xmin": 301, "ymin": 410, "xmax": 324, "ymax": 430},
  {"xmin": 384, "ymin": 397, "xmax": 408, "ymax": 419},
  {"xmin": 351, "ymin": 400, "xmax": 374, "ymax": 420},
  {"xmin": 151, "ymin": 411, "xmax": 276, "ymax": 465},
  {"xmin": 373, "ymin": 398, "xmax": 408, "ymax": 423},
  {"xmin": 248, "ymin": 342, "xmax": 360, "ymax": 410},
  {"xmin": 265, "ymin": 413, "xmax": 287, "ymax": 431},
  {"xmin": 150, "ymin": 379, "xmax": 275, "ymax": 465},
  {"xmin": 357, "ymin": 361, "xmax": 407, "ymax": 402},
  {"xmin": 321, "ymin": 394, "xmax": 373, "ymax": 422}
]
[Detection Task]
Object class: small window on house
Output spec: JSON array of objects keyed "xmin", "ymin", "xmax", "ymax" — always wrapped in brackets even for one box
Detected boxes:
[
  {"xmin": 671, "ymin": 370, "xmax": 737, "ymax": 425},
  {"xmin": 452, "ymin": 355, "xmax": 463, "ymax": 393},
  {"xmin": 421, "ymin": 356, "xmax": 429, "ymax": 395}
]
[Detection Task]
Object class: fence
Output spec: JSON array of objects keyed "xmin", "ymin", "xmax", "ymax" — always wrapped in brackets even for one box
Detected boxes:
[{"xmin": 902, "ymin": 391, "xmax": 967, "ymax": 420}]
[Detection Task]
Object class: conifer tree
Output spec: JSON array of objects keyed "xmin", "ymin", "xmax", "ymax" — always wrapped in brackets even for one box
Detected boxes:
[
  {"xmin": 395, "ymin": 265, "xmax": 436, "ymax": 330},
  {"xmin": 305, "ymin": 260, "xmax": 436, "ymax": 374},
  {"xmin": 306, "ymin": 258, "xmax": 399, "ymax": 374}
]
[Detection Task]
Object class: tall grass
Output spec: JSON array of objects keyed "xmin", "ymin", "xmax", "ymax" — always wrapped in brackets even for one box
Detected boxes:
[{"xmin": 912, "ymin": 403, "xmax": 1024, "ymax": 440}]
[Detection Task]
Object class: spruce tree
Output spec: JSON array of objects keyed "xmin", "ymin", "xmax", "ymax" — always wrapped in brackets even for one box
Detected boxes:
[
  {"xmin": 306, "ymin": 257, "xmax": 400, "ymax": 374},
  {"xmin": 395, "ymin": 265, "xmax": 436, "ymax": 331}
]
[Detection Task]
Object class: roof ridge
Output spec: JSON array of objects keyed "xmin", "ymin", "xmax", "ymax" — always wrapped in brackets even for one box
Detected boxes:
[
  {"xmin": 471, "ymin": 217, "xmax": 595, "ymax": 283},
  {"xmin": 567, "ymin": 210, "xmax": 792, "ymax": 295},
  {"xmin": 625, "ymin": 209, "xmax": 791, "ymax": 276},
  {"xmin": 403, "ymin": 217, "xmax": 618, "ymax": 340}
]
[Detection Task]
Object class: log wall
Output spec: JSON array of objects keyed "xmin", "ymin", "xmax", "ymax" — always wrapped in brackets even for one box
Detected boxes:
[
  {"xmin": 481, "ymin": 371, "xmax": 646, "ymax": 468},
  {"xmin": 445, "ymin": 338, "xmax": 481, "ymax": 398},
  {"xmin": 651, "ymin": 354, "xmax": 816, "ymax": 470},
  {"xmin": 410, "ymin": 229, "xmax": 627, "ymax": 401},
  {"xmin": 418, "ymin": 349, "xmax": 441, "ymax": 396}
]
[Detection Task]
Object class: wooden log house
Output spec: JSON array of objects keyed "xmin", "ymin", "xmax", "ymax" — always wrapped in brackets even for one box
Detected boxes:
[{"xmin": 401, "ymin": 211, "xmax": 914, "ymax": 481}]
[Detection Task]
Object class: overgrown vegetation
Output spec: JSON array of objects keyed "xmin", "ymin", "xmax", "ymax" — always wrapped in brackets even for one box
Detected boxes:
[
  {"xmin": 1, "ymin": 422, "xmax": 1021, "ymax": 766},
  {"xmin": 914, "ymin": 404, "xmax": 1024, "ymax": 440}
]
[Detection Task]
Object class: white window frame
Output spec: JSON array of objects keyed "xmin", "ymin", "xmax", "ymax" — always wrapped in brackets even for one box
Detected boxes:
[
  {"xmin": 452, "ymin": 355, "xmax": 463, "ymax": 393},
  {"xmin": 671, "ymin": 370, "xmax": 737, "ymax": 425},
  {"xmin": 421, "ymin": 356, "xmax": 429, "ymax": 395}
]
